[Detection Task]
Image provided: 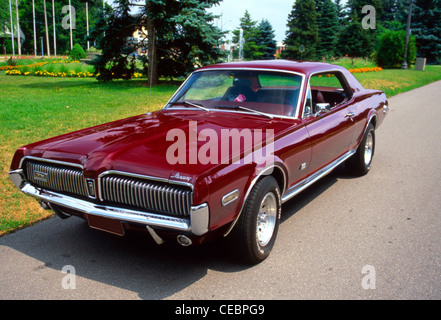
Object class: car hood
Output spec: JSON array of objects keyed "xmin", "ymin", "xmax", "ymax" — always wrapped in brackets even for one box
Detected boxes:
[{"xmin": 25, "ymin": 109, "xmax": 296, "ymax": 182}]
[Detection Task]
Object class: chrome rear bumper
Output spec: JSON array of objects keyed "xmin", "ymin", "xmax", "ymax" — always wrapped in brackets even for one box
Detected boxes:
[{"xmin": 9, "ymin": 169, "xmax": 209, "ymax": 236}]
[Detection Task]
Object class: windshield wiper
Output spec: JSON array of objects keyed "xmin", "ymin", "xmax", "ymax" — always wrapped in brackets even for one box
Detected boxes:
[
  {"xmin": 215, "ymin": 104, "xmax": 273, "ymax": 119},
  {"xmin": 170, "ymin": 100, "xmax": 210, "ymax": 112}
]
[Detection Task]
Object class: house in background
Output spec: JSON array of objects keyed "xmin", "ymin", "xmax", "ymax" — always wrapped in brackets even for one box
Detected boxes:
[
  {"xmin": 126, "ymin": 25, "xmax": 148, "ymax": 56},
  {"xmin": 0, "ymin": 23, "xmax": 25, "ymax": 55}
]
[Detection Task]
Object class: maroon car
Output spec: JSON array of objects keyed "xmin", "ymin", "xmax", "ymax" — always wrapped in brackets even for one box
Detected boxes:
[{"xmin": 9, "ymin": 60, "xmax": 388, "ymax": 263}]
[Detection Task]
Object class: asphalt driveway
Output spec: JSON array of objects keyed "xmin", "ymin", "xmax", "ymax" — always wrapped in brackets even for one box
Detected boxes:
[{"xmin": 1, "ymin": 80, "xmax": 441, "ymax": 300}]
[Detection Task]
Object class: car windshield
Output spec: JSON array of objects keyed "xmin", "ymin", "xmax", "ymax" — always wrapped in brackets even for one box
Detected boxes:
[{"xmin": 167, "ymin": 70, "xmax": 303, "ymax": 118}]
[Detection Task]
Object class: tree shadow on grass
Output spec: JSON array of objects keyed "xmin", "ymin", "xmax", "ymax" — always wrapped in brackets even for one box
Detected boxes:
[{"xmin": 19, "ymin": 78, "xmax": 182, "ymax": 91}]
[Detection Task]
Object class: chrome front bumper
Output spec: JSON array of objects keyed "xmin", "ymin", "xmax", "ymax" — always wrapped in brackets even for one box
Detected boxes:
[{"xmin": 9, "ymin": 169, "xmax": 209, "ymax": 236}]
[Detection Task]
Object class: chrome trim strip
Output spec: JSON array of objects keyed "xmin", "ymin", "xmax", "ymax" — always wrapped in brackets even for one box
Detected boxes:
[
  {"xmin": 281, "ymin": 149, "xmax": 356, "ymax": 203},
  {"xmin": 19, "ymin": 156, "xmax": 84, "ymax": 170}
]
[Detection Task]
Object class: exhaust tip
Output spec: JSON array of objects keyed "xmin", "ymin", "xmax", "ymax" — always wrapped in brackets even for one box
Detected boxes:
[
  {"xmin": 177, "ymin": 235, "xmax": 192, "ymax": 247},
  {"xmin": 39, "ymin": 201, "xmax": 51, "ymax": 210}
]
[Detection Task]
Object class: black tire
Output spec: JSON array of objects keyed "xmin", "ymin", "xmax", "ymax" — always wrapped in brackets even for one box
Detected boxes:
[
  {"xmin": 231, "ymin": 176, "xmax": 281, "ymax": 264},
  {"xmin": 347, "ymin": 123, "xmax": 375, "ymax": 176}
]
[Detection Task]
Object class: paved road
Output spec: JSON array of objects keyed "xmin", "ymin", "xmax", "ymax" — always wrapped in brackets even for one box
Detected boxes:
[{"xmin": 1, "ymin": 81, "xmax": 441, "ymax": 300}]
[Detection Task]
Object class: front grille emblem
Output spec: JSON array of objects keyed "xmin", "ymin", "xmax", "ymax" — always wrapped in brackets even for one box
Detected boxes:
[
  {"xmin": 86, "ymin": 179, "xmax": 96, "ymax": 198},
  {"xmin": 34, "ymin": 171, "xmax": 48, "ymax": 183}
]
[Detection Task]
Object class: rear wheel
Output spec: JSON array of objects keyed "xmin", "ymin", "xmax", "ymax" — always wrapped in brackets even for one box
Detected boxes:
[
  {"xmin": 231, "ymin": 176, "xmax": 281, "ymax": 264},
  {"xmin": 347, "ymin": 123, "xmax": 375, "ymax": 176}
]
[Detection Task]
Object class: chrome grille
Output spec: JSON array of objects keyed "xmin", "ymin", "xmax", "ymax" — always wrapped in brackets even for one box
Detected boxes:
[
  {"xmin": 25, "ymin": 160, "xmax": 88, "ymax": 197},
  {"xmin": 100, "ymin": 175, "xmax": 193, "ymax": 217}
]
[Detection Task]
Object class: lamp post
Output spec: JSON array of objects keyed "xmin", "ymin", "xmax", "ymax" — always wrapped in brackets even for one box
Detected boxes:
[
  {"xmin": 401, "ymin": 0, "xmax": 414, "ymax": 70},
  {"xmin": 40, "ymin": 36, "xmax": 44, "ymax": 57}
]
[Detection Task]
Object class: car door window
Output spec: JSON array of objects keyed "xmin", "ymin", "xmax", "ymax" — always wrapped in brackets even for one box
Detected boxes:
[{"xmin": 309, "ymin": 71, "xmax": 352, "ymax": 110}]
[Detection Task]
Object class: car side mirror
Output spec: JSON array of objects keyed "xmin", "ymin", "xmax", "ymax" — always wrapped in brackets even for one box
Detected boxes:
[{"xmin": 314, "ymin": 103, "xmax": 331, "ymax": 117}]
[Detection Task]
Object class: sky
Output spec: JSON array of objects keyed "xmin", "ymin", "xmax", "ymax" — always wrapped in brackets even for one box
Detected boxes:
[{"xmin": 208, "ymin": 0, "xmax": 295, "ymax": 43}]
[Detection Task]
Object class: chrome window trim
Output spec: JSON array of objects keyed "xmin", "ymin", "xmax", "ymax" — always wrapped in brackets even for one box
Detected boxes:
[{"xmin": 164, "ymin": 67, "xmax": 306, "ymax": 120}]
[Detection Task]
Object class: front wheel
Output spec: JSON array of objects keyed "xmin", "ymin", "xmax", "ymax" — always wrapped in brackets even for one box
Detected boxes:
[
  {"xmin": 231, "ymin": 176, "xmax": 281, "ymax": 264},
  {"xmin": 347, "ymin": 123, "xmax": 375, "ymax": 176}
]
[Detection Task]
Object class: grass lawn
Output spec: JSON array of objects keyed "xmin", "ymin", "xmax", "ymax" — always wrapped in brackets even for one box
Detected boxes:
[
  {"xmin": 0, "ymin": 75, "xmax": 178, "ymax": 235},
  {"xmin": 1, "ymin": 65, "xmax": 441, "ymax": 236}
]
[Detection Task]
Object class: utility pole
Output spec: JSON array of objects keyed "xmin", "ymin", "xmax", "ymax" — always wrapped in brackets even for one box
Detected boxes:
[
  {"xmin": 8, "ymin": 0, "xmax": 15, "ymax": 57},
  {"xmin": 33, "ymin": 0, "xmax": 37, "ymax": 56},
  {"xmin": 43, "ymin": 0, "xmax": 51, "ymax": 57},
  {"xmin": 15, "ymin": 0, "xmax": 21, "ymax": 55},
  {"xmin": 52, "ymin": 0, "xmax": 57, "ymax": 57},
  {"xmin": 86, "ymin": 2, "xmax": 90, "ymax": 50},
  {"xmin": 69, "ymin": 0, "xmax": 73, "ymax": 50},
  {"xmin": 402, "ymin": 0, "xmax": 414, "ymax": 69}
]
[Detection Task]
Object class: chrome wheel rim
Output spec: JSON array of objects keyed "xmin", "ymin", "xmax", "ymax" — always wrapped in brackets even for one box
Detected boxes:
[
  {"xmin": 364, "ymin": 132, "xmax": 374, "ymax": 166},
  {"xmin": 256, "ymin": 192, "xmax": 277, "ymax": 247}
]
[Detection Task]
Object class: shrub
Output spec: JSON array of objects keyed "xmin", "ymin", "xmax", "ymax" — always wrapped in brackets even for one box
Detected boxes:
[
  {"xmin": 377, "ymin": 30, "xmax": 416, "ymax": 69},
  {"xmin": 69, "ymin": 43, "xmax": 87, "ymax": 60},
  {"xmin": 6, "ymin": 57, "xmax": 17, "ymax": 66}
]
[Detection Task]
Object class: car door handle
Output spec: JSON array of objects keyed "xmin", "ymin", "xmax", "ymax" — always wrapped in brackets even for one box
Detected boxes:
[{"xmin": 345, "ymin": 112, "xmax": 355, "ymax": 121}]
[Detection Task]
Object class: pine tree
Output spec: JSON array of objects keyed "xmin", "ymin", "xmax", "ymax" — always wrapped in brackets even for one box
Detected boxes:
[
  {"xmin": 256, "ymin": 19, "xmax": 277, "ymax": 60},
  {"xmin": 316, "ymin": 0, "xmax": 339, "ymax": 58},
  {"xmin": 333, "ymin": 0, "xmax": 347, "ymax": 26},
  {"xmin": 232, "ymin": 10, "xmax": 264, "ymax": 60},
  {"xmin": 411, "ymin": 0, "xmax": 441, "ymax": 64},
  {"xmin": 92, "ymin": 0, "xmax": 135, "ymax": 81},
  {"xmin": 283, "ymin": 0, "xmax": 319, "ymax": 61},
  {"xmin": 337, "ymin": 0, "xmax": 383, "ymax": 57},
  {"xmin": 93, "ymin": 0, "xmax": 225, "ymax": 82}
]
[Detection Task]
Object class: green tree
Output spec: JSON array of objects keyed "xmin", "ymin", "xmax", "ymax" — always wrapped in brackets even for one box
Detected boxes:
[
  {"xmin": 282, "ymin": 0, "xmax": 319, "ymax": 60},
  {"xmin": 69, "ymin": 42, "xmax": 87, "ymax": 60},
  {"xmin": 337, "ymin": 0, "xmax": 383, "ymax": 57},
  {"xmin": 377, "ymin": 29, "xmax": 416, "ymax": 68},
  {"xmin": 256, "ymin": 19, "xmax": 277, "ymax": 60},
  {"xmin": 411, "ymin": 0, "xmax": 441, "ymax": 64},
  {"xmin": 232, "ymin": 10, "xmax": 264, "ymax": 60},
  {"xmin": 14, "ymin": 0, "xmax": 102, "ymax": 56},
  {"xmin": 316, "ymin": 0, "xmax": 339, "ymax": 58},
  {"xmin": 333, "ymin": 0, "xmax": 347, "ymax": 26},
  {"xmin": 93, "ymin": 0, "xmax": 225, "ymax": 82}
]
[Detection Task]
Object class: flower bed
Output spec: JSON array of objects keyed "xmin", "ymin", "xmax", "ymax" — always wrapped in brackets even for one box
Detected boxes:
[
  {"xmin": 348, "ymin": 67, "xmax": 383, "ymax": 73},
  {"xmin": 5, "ymin": 68, "xmax": 144, "ymax": 79}
]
